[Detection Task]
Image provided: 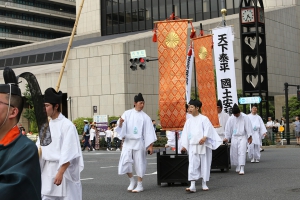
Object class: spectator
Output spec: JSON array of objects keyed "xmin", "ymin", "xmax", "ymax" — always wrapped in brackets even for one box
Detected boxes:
[
  {"xmin": 152, "ymin": 120, "xmax": 156, "ymax": 130},
  {"xmin": 112, "ymin": 124, "xmax": 121, "ymax": 151},
  {"xmin": 105, "ymin": 126, "xmax": 113, "ymax": 151},
  {"xmin": 90, "ymin": 124, "xmax": 96, "ymax": 151},
  {"xmin": 95, "ymin": 125, "xmax": 100, "ymax": 150},
  {"xmin": 294, "ymin": 116, "xmax": 300, "ymax": 145},
  {"xmin": 265, "ymin": 117, "xmax": 274, "ymax": 141}
]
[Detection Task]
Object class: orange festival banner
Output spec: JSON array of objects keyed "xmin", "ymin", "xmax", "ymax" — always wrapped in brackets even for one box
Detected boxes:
[
  {"xmin": 156, "ymin": 20, "xmax": 188, "ymax": 130},
  {"xmin": 192, "ymin": 35, "xmax": 220, "ymax": 127}
]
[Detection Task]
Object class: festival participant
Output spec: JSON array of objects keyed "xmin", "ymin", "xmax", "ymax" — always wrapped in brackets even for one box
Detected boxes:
[
  {"xmin": 181, "ymin": 99, "xmax": 222, "ymax": 192},
  {"xmin": 215, "ymin": 100, "xmax": 230, "ymax": 140},
  {"xmin": 223, "ymin": 103, "xmax": 253, "ymax": 175},
  {"xmin": 37, "ymin": 88, "xmax": 84, "ymax": 200},
  {"xmin": 247, "ymin": 104, "xmax": 267, "ymax": 163},
  {"xmin": 0, "ymin": 67, "xmax": 41, "ymax": 199},
  {"xmin": 115, "ymin": 93, "xmax": 157, "ymax": 193}
]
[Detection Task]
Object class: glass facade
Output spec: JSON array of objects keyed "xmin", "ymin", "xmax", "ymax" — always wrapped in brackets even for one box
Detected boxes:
[{"xmin": 101, "ymin": 0, "xmax": 240, "ymax": 36}]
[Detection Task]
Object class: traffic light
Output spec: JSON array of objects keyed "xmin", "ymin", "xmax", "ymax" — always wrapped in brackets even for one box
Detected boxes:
[
  {"xmin": 129, "ymin": 57, "xmax": 146, "ymax": 70},
  {"xmin": 129, "ymin": 58, "xmax": 137, "ymax": 71},
  {"xmin": 139, "ymin": 57, "xmax": 146, "ymax": 70},
  {"xmin": 297, "ymin": 89, "xmax": 300, "ymax": 101}
]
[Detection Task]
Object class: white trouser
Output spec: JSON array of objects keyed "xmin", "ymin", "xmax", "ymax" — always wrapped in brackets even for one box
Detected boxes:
[{"xmin": 188, "ymin": 146, "xmax": 212, "ymax": 182}]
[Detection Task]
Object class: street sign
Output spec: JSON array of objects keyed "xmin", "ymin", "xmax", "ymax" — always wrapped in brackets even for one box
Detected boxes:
[
  {"xmin": 130, "ymin": 50, "xmax": 146, "ymax": 58},
  {"xmin": 238, "ymin": 96, "xmax": 262, "ymax": 104}
]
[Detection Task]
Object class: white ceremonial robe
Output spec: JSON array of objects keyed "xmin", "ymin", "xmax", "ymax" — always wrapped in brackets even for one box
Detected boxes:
[
  {"xmin": 215, "ymin": 111, "xmax": 230, "ymax": 139},
  {"xmin": 224, "ymin": 113, "xmax": 253, "ymax": 166},
  {"xmin": 37, "ymin": 113, "xmax": 84, "ymax": 200},
  {"xmin": 181, "ymin": 114, "xmax": 222, "ymax": 181},
  {"xmin": 115, "ymin": 109, "xmax": 157, "ymax": 178},
  {"xmin": 247, "ymin": 113, "xmax": 267, "ymax": 160}
]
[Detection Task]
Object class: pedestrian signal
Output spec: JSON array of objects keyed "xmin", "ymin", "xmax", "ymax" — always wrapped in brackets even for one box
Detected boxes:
[{"xmin": 297, "ymin": 89, "xmax": 300, "ymax": 101}]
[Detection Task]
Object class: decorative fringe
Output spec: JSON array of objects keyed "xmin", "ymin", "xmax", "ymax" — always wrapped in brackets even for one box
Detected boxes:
[
  {"xmin": 187, "ymin": 45, "xmax": 193, "ymax": 56},
  {"xmin": 190, "ymin": 21, "xmax": 196, "ymax": 39},
  {"xmin": 152, "ymin": 24, "xmax": 157, "ymax": 42}
]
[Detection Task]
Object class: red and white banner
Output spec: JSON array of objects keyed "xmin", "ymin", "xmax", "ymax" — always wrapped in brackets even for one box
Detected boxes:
[{"xmin": 185, "ymin": 46, "xmax": 194, "ymax": 104}]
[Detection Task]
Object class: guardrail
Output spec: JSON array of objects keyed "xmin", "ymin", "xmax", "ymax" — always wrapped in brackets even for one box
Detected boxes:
[{"xmin": 271, "ymin": 132, "xmax": 296, "ymax": 144}]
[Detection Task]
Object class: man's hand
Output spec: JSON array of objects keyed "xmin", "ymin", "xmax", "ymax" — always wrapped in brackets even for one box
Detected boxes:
[
  {"xmin": 181, "ymin": 147, "xmax": 187, "ymax": 152},
  {"xmin": 199, "ymin": 137, "xmax": 207, "ymax": 145},
  {"xmin": 223, "ymin": 138, "xmax": 228, "ymax": 143},
  {"xmin": 53, "ymin": 162, "xmax": 70, "ymax": 186},
  {"xmin": 147, "ymin": 145, "xmax": 153, "ymax": 155},
  {"xmin": 248, "ymin": 136, "xmax": 252, "ymax": 144},
  {"xmin": 54, "ymin": 171, "xmax": 63, "ymax": 186},
  {"xmin": 119, "ymin": 118, "xmax": 124, "ymax": 127}
]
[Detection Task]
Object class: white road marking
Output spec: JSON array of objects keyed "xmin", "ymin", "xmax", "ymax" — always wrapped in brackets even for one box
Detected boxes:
[
  {"xmin": 146, "ymin": 157, "xmax": 156, "ymax": 160},
  {"xmin": 148, "ymin": 163, "xmax": 157, "ymax": 165},
  {"xmin": 80, "ymin": 178, "xmax": 94, "ymax": 181},
  {"xmin": 100, "ymin": 166, "xmax": 118, "ymax": 169}
]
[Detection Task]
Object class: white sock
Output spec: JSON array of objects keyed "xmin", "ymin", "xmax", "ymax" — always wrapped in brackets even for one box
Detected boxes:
[
  {"xmin": 190, "ymin": 181, "xmax": 195, "ymax": 188},
  {"xmin": 129, "ymin": 177, "xmax": 134, "ymax": 182},
  {"xmin": 240, "ymin": 165, "xmax": 245, "ymax": 172}
]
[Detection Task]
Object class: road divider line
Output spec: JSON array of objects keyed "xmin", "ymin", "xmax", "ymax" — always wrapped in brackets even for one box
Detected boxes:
[{"xmin": 80, "ymin": 178, "xmax": 94, "ymax": 181}]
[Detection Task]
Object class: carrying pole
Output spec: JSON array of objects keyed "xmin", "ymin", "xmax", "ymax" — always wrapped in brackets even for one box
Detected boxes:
[{"xmin": 55, "ymin": 0, "xmax": 85, "ymax": 92}]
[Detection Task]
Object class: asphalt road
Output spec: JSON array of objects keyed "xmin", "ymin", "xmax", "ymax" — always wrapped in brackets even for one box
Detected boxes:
[{"xmin": 81, "ymin": 146, "xmax": 300, "ymax": 200}]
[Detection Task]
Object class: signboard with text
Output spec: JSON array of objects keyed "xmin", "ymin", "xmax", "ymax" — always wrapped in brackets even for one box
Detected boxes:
[{"xmin": 238, "ymin": 96, "xmax": 262, "ymax": 104}]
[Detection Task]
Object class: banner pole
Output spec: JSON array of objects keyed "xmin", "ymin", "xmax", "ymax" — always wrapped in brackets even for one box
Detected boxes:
[{"xmin": 55, "ymin": 0, "xmax": 85, "ymax": 92}]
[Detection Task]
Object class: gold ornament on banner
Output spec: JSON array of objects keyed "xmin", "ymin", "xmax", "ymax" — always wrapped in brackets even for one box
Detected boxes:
[
  {"xmin": 199, "ymin": 46, "xmax": 208, "ymax": 60},
  {"xmin": 165, "ymin": 32, "xmax": 180, "ymax": 48}
]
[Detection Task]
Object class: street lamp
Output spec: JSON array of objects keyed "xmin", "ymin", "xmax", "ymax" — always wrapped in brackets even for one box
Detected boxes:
[{"xmin": 67, "ymin": 96, "xmax": 72, "ymax": 121}]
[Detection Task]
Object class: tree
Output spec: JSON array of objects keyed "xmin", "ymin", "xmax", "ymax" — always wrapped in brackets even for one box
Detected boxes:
[
  {"xmin": 283, "ymin": 96, "xmax": 300, "ymax": 119},
  {"xmin": 22, "ymin": 84, "xmax": 38, "ymax": 133}
]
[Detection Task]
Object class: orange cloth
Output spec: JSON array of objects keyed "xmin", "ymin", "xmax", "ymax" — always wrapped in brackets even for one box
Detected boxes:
[
  {"xmin": 157, "ymin": 20, "xmax": 188, "ymax": 130},
  {"xmin": 192, "ymin": 35, "xmax": 220, "ymax": 127},
  {"xmin": 0, "ymin": 126, "xmax": 20, "ymax": 146}
]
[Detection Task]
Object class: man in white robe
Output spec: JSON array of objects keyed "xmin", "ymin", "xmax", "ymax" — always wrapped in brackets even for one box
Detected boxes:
[
  {"xmin": 181, "ymin": 100, "xmax": 222, "ymax": 192},
  {"xmin": 37, "ymin": 88, "xmax": 84, "ymax": 200},
  {"xmin": 215, "ymin": 100, "xmax": 230, "ymax": 140},
  {"xmin": 115, "ymin": 93, "xmax": 157, "ymax": 193},
  {"xmin": 247, "ymin": 104, "xmax": 267, "ymax": 163},
  {"xmin": 224, "ymin": 103, "xmax": 253, "ymax": 175}
]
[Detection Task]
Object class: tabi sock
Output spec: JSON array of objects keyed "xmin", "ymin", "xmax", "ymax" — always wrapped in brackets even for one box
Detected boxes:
[{"xmin": 190, "ymin": 181, "xmax": 195, "ymax": 188}]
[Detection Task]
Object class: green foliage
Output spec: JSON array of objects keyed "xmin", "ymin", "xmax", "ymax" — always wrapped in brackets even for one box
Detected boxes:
[
  {"xmin": 22, "ymin": 84, "xmax": 38, "ymax": 132},
  {"xmin": 73, "ymin": 117, "xmax": 93, "ymax": 135},
  {"xmin": 283, "ymin": 96, "xmax": 300, "ymax": 118},
  {"xmin": 153, "ymin": 136, "xmax": 167, "ymax": 147}
]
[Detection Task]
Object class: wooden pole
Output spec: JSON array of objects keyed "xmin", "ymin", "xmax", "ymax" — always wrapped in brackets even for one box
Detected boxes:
[{"xmin": 55, "ymin": 0, "xmax": 85, "ymax": 92}]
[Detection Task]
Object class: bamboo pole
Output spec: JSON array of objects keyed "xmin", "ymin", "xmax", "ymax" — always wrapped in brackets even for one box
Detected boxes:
[{"xmin": 55, "ymin": 0, "xmax": 85, "ymax": 92}]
